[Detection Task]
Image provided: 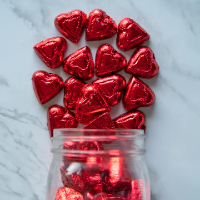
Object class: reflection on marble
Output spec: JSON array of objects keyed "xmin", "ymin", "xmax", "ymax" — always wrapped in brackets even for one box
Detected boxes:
[{"xmin": 0, "ymin": 0, "xmax": 200, "ymax": 199}]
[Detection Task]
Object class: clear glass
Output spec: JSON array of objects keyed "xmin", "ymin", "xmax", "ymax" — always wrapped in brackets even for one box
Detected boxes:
[{"xmin": 46, "ymin": 128, "xmax": 150, "ymax": 200}]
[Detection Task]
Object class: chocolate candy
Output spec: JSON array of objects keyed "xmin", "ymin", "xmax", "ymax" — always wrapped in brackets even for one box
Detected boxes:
[
  {"xmin": 93, "ymin": 75, "xmax": 126, "ymax": 106},
  {"xmin": 126, "ymin": 180, "xmax": 142, "ymax": 200},
  {"xmin": 103, "ymin": 157, "xmax": 131, "ymax": 192},
  {"xmin": 55, "ymin": 10, "xmax": 87, "ymax": 43},
  {"xmin": 75, "ymin": 84, "xmax": 110, "ymax": 124},
  {"xmin": 55, "ymin": 187, "xmax": 83, "ymax": 200},
  {"xmin": 95, "ymin": 44, "xmax": 127, "ymax": 77},
  {"xmin": 34, "ymin": 37, "xmax": 67, "ymax": 68},
  {"xmin": 32, "ymin": 71, "xmax": 63, "ymax": 104},
  {"xmin": 113, "ymin": 111, "xmax": 146, "ymax": 130},
  {"xmin": 123, "ymin": 76, "xmax": 155, "ymax": 111},
  {"xmin": 64, "ymin": 78, "xmax": 85, "ymax": 109},
  {"xmin": 117, "ymin": 18, "xmax": 150, "ymax": 51},
  {"xmin": 84, "ymin": 112, "xmax": 115, "ymax": 130},
  {"xmin": 126, "ymin": 47, "xmax": 159, "ymax": 79},
  {"xmin": 93, "ymin": 193, "xmax": 126, "ymax": 200},
  {"xmin": 63, "ymin": 46, "xmax": 94, "ymax": 80},
  {"xmin": 86, "ymin": 9, "xmax": 117, "ymax": 41},
  {"xmin": 82, "ymin": 170, "xmax": 103, "ymax": 193},
  {"xmin": 47, "ymin": 105, "xmax": 78, "ymax": 137}
]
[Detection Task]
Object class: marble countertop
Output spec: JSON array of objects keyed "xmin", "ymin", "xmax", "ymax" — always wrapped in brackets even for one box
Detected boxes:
[{"xmin": 0, "ymin": 0, "xmax": 200, "ymax": 199}]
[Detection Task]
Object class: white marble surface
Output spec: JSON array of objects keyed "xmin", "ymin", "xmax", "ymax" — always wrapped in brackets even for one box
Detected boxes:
[{"xmin": 0, "ymin": 0, "xmax": 200, "ymax": 199}]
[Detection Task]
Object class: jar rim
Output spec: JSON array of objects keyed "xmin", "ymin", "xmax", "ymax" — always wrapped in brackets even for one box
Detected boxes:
[{"xmin": 52, "ymin": 128, "xmax": 145, "ymax": 141}]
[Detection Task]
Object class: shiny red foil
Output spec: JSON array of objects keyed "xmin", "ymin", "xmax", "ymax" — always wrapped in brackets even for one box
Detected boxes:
[
  {"xmin": 126, "ymin": 180, "xmax": 142, "ymax": 200},
  {"xmin": 82, "ymin": 170, "xmax": 103, "ymax": 193},
  {"xmin": 47, "ymin": 105, "xmax": 78, "ymax": 137},
  {"xmin": 93, "ymin": 193, "xmax": 126, "ymax": 200},
  {"xmin": 84, "ymin": 112, "xmax": 115, "ymax": 130},
  {"xmin": 63, "ymin": 46, "xmax": 94, "ymax": 80},
  {"xmin": 123, "ymin": 76, "xmax": 155, "ymax": 110},
  {"xmin": 33, "ymin": 37, "xmax": 67, "ymax": 68},
  {"xmin": 55, "ymin": 187, "xmax": 83, "ymax": 200},
  {"xmin": 113, "ymin": 111, "xmax": 146, "ymax": 130},
  {"xmin": 126, "ymin": 47, "xmax": 159, "ymax": 79},
  {"xmin": 55, "ymin": 10, "xmax": 87, "ymax": 43},
  {"xmin": 95, "ymin": 44, "xmax": 127, "ymax": 76},
  {"xmin": 117, "ymin": 18, "xmax": 150, "ymax": 51},
  {"xmin": 103, "ymin": 157, "xmax": 131, "ymax": 192},
  {"xmin": 93, "ymin": 75, "xmax": 126, "ymax": 106},
  {"xmin": 86, "ymin": 9, "xmax": 117, "ymax": 41},
  {"xmin": 64, "ymin": 77, "xmax": 85, "ymax": 109},
  {"xmin": 75, "ymin": 84, "xmax": 110, "ymax": 124},
  {"xmin": 32, "ymin": 71, "xmax": 63, "ymax": 104}
]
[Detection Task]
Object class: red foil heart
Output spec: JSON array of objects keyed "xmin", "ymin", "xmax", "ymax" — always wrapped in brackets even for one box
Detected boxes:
[
  {"xmin": 34, "ymin": 37, "xmax": 67, "ymax": 68},
  {"xmin": 95, "ymin": 44, "xmax": 127, "ymax": 76},
  {"xmin": 126, "ymin": 47, "xmax": 159, "ymax": 79},
  {"xmin": 113, "ymin": 111, "xmax": 146, "ymax": 130},
  {"xmin": 63, "ymin": 46, "xmax": 94, "ymax": 80},
  {"xmin": 84, "ymin": 112, "xmax": 115, "ymax": 130},
  {"xmin": 93, "ymin": 75, "xmax": 126, "ymax": 106},
  {"xmin": 93, "ymin": 193, "xmax": 126, "ymax": 200},
  {"xmin": 64, "ymin": 77, "xmax": 85, "ymax": 109},
  {"xmin": 117, "ymin": 18, "xmax": 150, "ymax": 51},
  {"xmin": 55, "ymin": 187, "xmax": 83, "ymax": 200},
  {"xmin": 123, "ymin": 76, "xmax": 155, "ymax": 110},
  {"xmin": 32, "ymin": 70, "xmax": 63, "ymax": 104},
  {"xmin": 47, "ymin": 105, "xmax": 78, "ymax": 137},
  {"xmin": 103, "ymin": 157, "xmax": 131, "ymax": 192},
  {"xmin": 55, "ymin": 10, "xmax": 87, "ymax": 43},
  {"xmin": 86, "ymin": 9, "xmax": 117, "ymax": 41},
  {"xmin": 75, "ymin": 84, "xmax": 110, "ymax": 124},
  {"xmin": 125, "ymin": 180, "xmax": 142, "ymax": 200}
]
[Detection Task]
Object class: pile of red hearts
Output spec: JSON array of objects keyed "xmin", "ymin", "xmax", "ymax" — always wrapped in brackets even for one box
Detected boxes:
[{"xmin": 32, "ymin": 9, "xmax": 159, "ymax": 200}]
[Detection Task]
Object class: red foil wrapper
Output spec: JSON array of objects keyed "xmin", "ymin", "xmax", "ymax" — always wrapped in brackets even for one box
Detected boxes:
[
  {"xmin": 47, "ymin": 105, "xmax": 78, "ymax": 137},
  {"xmin": 82, "ymin": 170, "xmax": 103, "ymax": 193},
  {"xmin": 126, "ymin": 180, "xmax": 142, "ymax": 200},
  {"xmin": 63, "ymin": 46, "xmax": 94, "ymax": 80},
  {"xmin": 86, "ymin": 9, "xmax": 117, "ymax": 41},
  {"xmin": 113, "ymin": 111, "xmax": 146, "ymax": 130},
  {"xmin": 95, "ymin": 44, "xmax": 127, "ymax": 77},
  {"xmin": 84, "ymin": 112, "xmax": 115, "ymax": 130},
  {"xmin": 55, "ymin": 187, "xmax": 83, "ymax": 200},
  {"xmin": 103, "ymin": 157, "xmax": 131, "ymax": 192},
  {"xmin": 75, "ymin": 84, "xmax": 110, "ymax": 124},
  {"xmin": 123, "ymin": 76, "xmax": 155, "ymax": 111},
  {"xmin": 55, "ymin": 10, "xmax": 87, "ymax": 43},
  {"xmin": 117, "ymin": 18, "xmax": 150, "ymax": 51},
  {"xmin": 126, "ymin": 47, "xmax": 159, "ymax": 79},
  {"xmin": 33, "ymin": 37, "xmax": 67, "ymax": 68},
  {"xmin": 93, "ymin": 193, "xmax": 126, "ymax": 200},
  {"xmin": 64, "ymin": 77, "xmax": 85, "ymax": 109},
  {"xmin": 84, "ymin": 192, "xmax": 95, "ymax": 200},
  {"xmin": 93, "ymin": 75, "xmax": 126, "ymax": 106},
  {"xmin": 32, "ymin": 71, "xmax": 63, "ymax": 104}
]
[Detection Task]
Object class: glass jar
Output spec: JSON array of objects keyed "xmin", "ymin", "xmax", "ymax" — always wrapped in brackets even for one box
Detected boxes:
[{"xmin": 46, "ymin": 128, "xmax": 150, "ymax": 200}]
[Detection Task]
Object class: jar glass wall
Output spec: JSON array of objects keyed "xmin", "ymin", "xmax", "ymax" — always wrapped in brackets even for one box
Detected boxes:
[{"xmin": 46, "ymin": 129, "xmax": 150, "ymax": 200}]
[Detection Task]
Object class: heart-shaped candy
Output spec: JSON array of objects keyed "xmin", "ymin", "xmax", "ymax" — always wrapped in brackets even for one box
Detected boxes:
[
  {"xmin": 126, "ymin": 47, "xmax": 159, "ymax": 79},
  {"xmin": 47, "ymin": 105, "xmax": 78, "ymax": 137},
  {"xmin": 113, "ymin": 111, "xmax": 146, "ymax": 130},
  {"xmin": 95, "ymin": 44, "xmax": 127, "ymax": 76},
  {"xmin": 117, "ymin": 18, "xmax": 150, "ymax": 51},
  {"xmin": 84, "ymin": 112, "xmax": 115, "ymax": 130},
  {"xmin": 33, "ymin": 37, "xmax": 67, "ymax": 68},
  {"xmin": 86, "ymin": 9, "xmax": 117, "ymax": 41},
  {"xmin": 75, "ymin": 84, "xmax": 110, "ymax": 124},
  {"xmin": 55, "ymin": 187, "xmax": 83, "ymax": 200},
  {"xmin": 32, "ymin": 71, "xmax": 64, "ymax": 104},
  {"xmin": 123, "ymin": 76, "xmax": 155, "ymax": 110},
  {"xmin": 55, "ymin": 10, "xmax": 87, "ymax": 43},
  {"xmin": 93, "ymin": 75, "xmax": 126, "ymax": 106},
  {"xmin": 63, "ymin": 46, "xmax": 94, "ymax": 80},
  {"xmin": 64, "ymin": 77, "xmax": 85, "ymax": 109}
]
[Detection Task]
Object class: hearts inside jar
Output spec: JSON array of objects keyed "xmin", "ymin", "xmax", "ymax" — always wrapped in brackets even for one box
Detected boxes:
[
  {"xmin": 32, "ymin": 71, "xmax": 64, "ymax": 104},
  {"xmin": 86, "ymin": 9, "xmax": 117, "ymax": 41}
]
